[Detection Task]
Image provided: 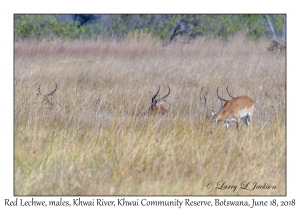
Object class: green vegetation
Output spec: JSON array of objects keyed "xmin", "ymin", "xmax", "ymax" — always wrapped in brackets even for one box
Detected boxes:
[
  {"xmin": 14, "ymin": 15, "xmax": 85, "ymax": 40},
  {"xmin": 14, "ymin": 14, "xmax": 285, "ymax": 42},
  {"xmin": 14, "ymin": 36, "xmax": 285, "ymax": 195}
]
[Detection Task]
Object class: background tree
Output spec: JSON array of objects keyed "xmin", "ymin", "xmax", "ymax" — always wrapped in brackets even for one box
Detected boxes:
[
  {"xmin": 14, "ymin": 14, "xmax": 85, "ymax": 41},
  {"xmin": 14, "ymin": 14, "xmax": 286, "ymax": 48}
]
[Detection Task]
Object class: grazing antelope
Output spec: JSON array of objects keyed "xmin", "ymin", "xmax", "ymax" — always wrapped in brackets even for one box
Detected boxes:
[
  {"xmin": 36, "ymin": 82, "xmax": 57, "ymax": 105},
  {"xmin": 212, "ymin": 86, "xmax": 255, "ymax": 128},
  {"xmin": 148, "ymin": 85, "xmax": 170, "ymax": 115}
]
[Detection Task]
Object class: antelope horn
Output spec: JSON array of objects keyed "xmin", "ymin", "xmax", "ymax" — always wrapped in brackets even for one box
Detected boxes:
[
  {"xmin": 204, "ymin": 96, "xmax": 210, "ymax": 117},
  {"xmin": 151, "ymin": 85, "xmax": 160, "ymax": 102},
  {"xmin": 48, "ymin": 82, "xmax": 57, "ymax": 96},
  {"xmin": 226, "ymin": 85, "xmax": 235, "ymax": 99},
  {"xmin": 37, "ymin": 82, "xmax": 42, "ymax": 95},
  {"xmin": 157, "ymin": 85, "xmax": 170, "ymax": 102},
  {"xmin": 217, "ymin": 97, "xmax": 224, "ymax": 114},
  {"xmin": 216, "ymin": 87, "xmax": 227, "ymax": 102}
]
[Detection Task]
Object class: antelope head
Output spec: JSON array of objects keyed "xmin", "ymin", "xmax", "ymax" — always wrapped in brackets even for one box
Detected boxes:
[
  {"xmin": 148, "ymin": 85, "xmax": 170, "ymax": 115},
  {"xmin": 37, "ymin": 82, "xmax": 57, "ymax": 105}
]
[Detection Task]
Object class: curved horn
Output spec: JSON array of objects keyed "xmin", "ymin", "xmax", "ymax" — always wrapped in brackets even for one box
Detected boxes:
[
  {"xmin": 226, "ymin": 85, "xmax": 235, "ymax": 99},
  {"xmin": 217, "ymin": 97, "xmax": 224, "ymax": 114},
  {"xmin": 48, "ymin": 82, "xmax": 57, "ymax": 96},
  {"xmin": 37, "ymin": 82, "xmax": 42, "ymax": 95},
  {"xmin": 157, "ymin": 85, "xmax": 170, "ymax": 102},
  {"xmin": 204, "ymin": 96, "xmax": 210, "ymax": 117},
  {"xmin": 151, "ymin": 85, "xmax": 160, "ymax": 102},
  {"xmin": 212, "ymin": 96, "xmax": 224, "ymax": 117},
  {"xmin": 216, "ymin": 87, "xmax": 227, "ymax": 102}
]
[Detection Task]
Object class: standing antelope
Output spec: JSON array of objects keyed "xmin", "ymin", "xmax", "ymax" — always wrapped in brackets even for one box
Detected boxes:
[
  {"xmin": 212, "ymin": 86, "xmax": 255, "ymax": 128},
  {"xmin": 148, "ymin": 85, "xmax": 170, "ymax": 115},
  {"xmin": 36, "ymin": 82, "xmax": 57, "ymax": 105}
]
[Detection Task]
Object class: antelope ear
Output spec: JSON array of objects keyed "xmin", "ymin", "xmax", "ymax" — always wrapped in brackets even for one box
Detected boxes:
[{"xmin": 211, "ymin": 109, "xmax": 215, "ymax": 116}]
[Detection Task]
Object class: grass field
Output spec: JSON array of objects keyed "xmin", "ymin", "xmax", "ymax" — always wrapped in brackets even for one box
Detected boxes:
[{"xmin": 14, "ymin": 35, "xmax": 286, "ymax": 195}]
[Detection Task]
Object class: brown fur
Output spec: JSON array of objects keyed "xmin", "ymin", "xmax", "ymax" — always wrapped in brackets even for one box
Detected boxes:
[
  {"xmin": 214, "ymin": 95, "xmax": 255, "ymax": 128},
  {"xmin": 39, "ymin": 94, "xmax": 53, "ymax": 105},
  {"xmin": 37, "ymin": 82, "xmax": 57, "ymax": 106},
  {"xmin": 148, "ymin": 101, "xmax": 168, "ymax": 115}
]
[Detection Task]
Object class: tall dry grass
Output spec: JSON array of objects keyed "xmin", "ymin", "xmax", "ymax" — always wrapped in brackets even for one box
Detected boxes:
[{"xmin": 14, "ymin": 34, "xmax": 286, "ymax": 195}]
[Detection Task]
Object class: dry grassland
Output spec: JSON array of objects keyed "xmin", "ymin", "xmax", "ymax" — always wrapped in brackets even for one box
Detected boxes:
[{"xmin": 14, "ymin": 35, "xmax": 286, "ymax": 195}]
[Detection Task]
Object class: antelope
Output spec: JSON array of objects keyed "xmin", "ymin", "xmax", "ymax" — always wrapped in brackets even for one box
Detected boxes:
[
  {"xmin": 36, "ymin": 82, "xmax": 57, "ymax": 105},
  {"xmin": 212, "ymin": 86, "xmax": 255, "ymax": 128},
  {"xmin": 148, "ymin": 85, "xmax": 170, "ymax": 115}
]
